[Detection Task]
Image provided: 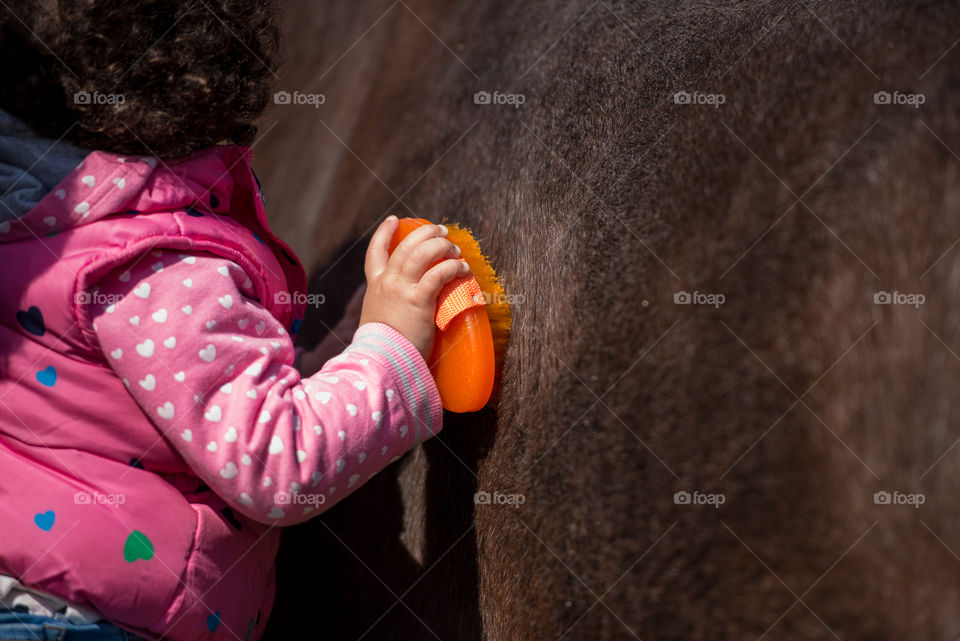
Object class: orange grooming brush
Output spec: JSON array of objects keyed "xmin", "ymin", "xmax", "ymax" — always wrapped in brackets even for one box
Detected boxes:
[{"xmin": 389, "ymin": 217, "xmax": 512, "ymax": 413}]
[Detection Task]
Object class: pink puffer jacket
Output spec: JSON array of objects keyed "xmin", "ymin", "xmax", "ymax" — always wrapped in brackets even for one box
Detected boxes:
[{"xmin": 0, "ymin": 145, "xmax": 443, "ymax": 641}]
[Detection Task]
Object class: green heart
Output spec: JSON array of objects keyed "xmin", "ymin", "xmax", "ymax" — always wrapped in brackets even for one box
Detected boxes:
[{"xmin": 123, "ymin": 530, "xmax": 154, "ymax": 562}]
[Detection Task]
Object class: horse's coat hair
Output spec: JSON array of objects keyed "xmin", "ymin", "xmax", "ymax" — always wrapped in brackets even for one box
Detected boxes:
[{"xmin": 258, "ymin": 1, "xmax": 960, "ymax": 638}]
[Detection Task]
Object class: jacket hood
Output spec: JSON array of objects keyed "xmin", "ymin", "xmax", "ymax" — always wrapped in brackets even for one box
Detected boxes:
[
  {"xmin": 0, "ymin": 146, "xmax": 251, "ymax": 243},
  {"xmin": 0, "ymin": 108, "xmax": 90, "ymax": 221}
]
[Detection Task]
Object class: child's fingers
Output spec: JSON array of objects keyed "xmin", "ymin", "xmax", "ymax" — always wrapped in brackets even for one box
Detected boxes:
[
  {"xmin": 416, "ymin": 258, "xmax": 471, "ymax": 305},
  {"xmin": 399, "ymin": 236, "xmax": 460, "ymax": 282},
  {"xmin": 389, "ymin": 224, "xmax": 447, "ymax": 272},
  {"xmin": 364, "ymin": 216, "xmax": 399, "ymax": 279}
]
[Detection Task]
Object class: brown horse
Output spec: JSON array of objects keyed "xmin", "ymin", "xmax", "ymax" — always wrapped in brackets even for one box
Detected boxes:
[{"xmin": 257, "ymin": 1, "xmax": 960, "ymax": 639}]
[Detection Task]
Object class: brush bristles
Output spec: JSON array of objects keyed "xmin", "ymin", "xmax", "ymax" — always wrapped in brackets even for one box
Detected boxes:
[{"xmin": 445, "ymin": 224, "xmax": 512, "ymax": 380}]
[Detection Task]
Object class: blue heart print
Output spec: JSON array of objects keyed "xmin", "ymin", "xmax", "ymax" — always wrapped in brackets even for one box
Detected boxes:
[
  {"xmin": 16, "ymin": 306, "xmax": 45, "ymax": 336},
  {"xmin": 206, "ymin": 612, "xmax": 221, "ymax": 632},
  {"xmin": 36, "ymin": 366, "xmax": 57, "ymax": 387},
  {"xmin": 34, "ymin": 511, "xmax": 55, "ymax": 531}
]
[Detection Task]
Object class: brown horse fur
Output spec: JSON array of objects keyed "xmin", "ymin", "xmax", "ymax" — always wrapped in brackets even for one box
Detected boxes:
[{"xmin": 256, "ymin": 1, "xmax": 960, "ymax": 639}]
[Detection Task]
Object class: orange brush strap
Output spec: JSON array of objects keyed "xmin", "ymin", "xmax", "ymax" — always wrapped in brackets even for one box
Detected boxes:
[{"xmin": 435, "ymin": 260, "xmax": 485, "ymax": 331}]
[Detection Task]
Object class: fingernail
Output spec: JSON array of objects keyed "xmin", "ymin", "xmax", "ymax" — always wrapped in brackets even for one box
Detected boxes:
[
  {"xmin": 438, "ymin": 225, "xmax": 449, "ymax": 236},
  {"xmin": 453, "ymin": 244, "xmax": 461, "ymax": 256}
]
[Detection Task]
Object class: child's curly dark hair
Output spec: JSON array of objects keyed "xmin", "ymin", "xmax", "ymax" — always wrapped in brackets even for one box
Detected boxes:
[{"xmin": 0, "ymin": 0, "xmax": 279, "ymax": 160}]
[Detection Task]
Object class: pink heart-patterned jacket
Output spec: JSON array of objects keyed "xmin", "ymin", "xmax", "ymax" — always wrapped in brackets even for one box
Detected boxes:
[{"xmin": 0, "ymin": 145, "xmax": 443, "ymax": 641}]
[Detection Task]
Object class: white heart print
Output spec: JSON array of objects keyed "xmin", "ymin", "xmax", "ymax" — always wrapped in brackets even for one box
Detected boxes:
[
  {"xmin": 268, "ymin": 435, "xmax": 283, "ymax": 454},
  {"xmin": 135, "ymin": 339, "xmax": 154, "ymax": 357},
  {"xmin": 198, "ymin": 344, "xmax": 216, "ymax": 362}
]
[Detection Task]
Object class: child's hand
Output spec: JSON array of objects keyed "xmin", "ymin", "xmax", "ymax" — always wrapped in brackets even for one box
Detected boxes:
[{"xmin": 360, "ymin": 215, "xmax": 470, "ymax": 359}]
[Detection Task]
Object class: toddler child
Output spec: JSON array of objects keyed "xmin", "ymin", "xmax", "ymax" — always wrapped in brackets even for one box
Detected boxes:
[{"xmin": 0, "ymin": 1, "xmax": 467, "ymax": 640}]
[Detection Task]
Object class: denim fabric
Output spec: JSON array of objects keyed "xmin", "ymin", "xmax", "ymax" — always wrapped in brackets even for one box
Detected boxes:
[{"xmin": 0, "ymin": 606, "xmax": 148, "ymax": 641}]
